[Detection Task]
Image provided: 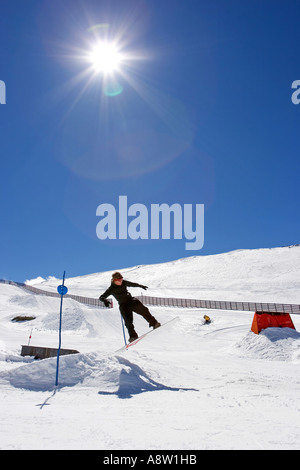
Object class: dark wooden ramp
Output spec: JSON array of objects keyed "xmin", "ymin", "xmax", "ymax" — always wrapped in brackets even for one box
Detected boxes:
[{"xmin": 21, "ymin": 345, "xmax": 79, "ymax": 360}]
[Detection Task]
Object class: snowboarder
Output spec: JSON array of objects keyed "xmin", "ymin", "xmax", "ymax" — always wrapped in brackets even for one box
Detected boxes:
[{"xmin": 99, "ymin": 272, "xmax": 161, "ymax": 342}]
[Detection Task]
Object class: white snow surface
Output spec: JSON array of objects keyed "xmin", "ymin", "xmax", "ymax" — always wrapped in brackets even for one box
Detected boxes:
[{"xmin": 1, "ymin": 246, "xmax": 300, "ymax": 450}]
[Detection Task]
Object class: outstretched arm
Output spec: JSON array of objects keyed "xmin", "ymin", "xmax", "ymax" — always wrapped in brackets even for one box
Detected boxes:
[{"xmin": 125, "ymin": 280, "xmax": 148, "ymax": 290}]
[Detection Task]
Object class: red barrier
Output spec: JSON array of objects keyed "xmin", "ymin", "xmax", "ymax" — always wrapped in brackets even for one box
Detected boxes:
[{"xmin": 251, "ymin": 311, "xmax": 296, "ymax": 334}]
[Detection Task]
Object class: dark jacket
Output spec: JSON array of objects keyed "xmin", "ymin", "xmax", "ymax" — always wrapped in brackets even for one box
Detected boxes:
[{"xmin": 99, "ymin": 280, "xmax": 147, "ymax": 305}]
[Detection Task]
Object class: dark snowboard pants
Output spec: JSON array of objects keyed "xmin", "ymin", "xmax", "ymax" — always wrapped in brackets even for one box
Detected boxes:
[{"xmin": 119, "ymin": 298, "xmax": 157, "ymax": 336}]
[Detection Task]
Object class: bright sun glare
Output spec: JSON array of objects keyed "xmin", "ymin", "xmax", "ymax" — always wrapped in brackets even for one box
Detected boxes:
[{"xmin": 88, "ymin": 41, "xmax": 123, "ymax": 74}]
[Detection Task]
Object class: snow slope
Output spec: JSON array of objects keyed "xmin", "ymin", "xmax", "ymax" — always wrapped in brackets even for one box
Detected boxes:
[
  {"xmin": 1, "ymin": 246, "xmax": 300, "ymax": 450},
  {"xmin": 28, "ymin": 245, "xmax": 300, "ymax": 303}
]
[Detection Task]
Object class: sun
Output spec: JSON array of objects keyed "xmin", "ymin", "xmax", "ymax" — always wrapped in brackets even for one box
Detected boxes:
[{"xmin": 88, "ymin": 41, "xmax": 124, "ymax": 75}]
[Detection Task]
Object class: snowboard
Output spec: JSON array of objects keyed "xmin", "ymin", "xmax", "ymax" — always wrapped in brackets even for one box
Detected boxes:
[{"xmin": 115, "ymin": 316, "xmax": 179, "ymax": 353}]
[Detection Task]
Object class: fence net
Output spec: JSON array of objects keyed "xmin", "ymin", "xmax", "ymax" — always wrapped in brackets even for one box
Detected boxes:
[{"xmin": 1, "ymin": 279, "xmax": 299, "ymax": 314}]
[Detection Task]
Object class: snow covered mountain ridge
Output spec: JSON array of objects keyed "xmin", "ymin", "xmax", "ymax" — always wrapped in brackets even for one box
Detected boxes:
[{"xmin": 26, "ymin": 245, "xmax": 300, "ymax": 304}]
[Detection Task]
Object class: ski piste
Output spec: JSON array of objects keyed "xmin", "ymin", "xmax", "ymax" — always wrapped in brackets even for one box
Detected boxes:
[{"xmin": 115, "ymin": 316, "xmax": 179, "ymax": 353}]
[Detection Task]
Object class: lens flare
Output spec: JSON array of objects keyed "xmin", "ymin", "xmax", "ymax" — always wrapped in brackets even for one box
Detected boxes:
[{"xmin": 103, "ymin": 80, "xmax": 123, "ymax": 97}]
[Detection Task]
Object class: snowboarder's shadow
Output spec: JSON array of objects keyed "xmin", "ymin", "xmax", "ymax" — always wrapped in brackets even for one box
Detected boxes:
[{"xmin": 98, "ymin": 356, "xmax": 198, "ymax": 399}]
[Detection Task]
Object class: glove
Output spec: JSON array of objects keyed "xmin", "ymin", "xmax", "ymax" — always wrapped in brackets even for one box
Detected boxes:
[
  {"xmin": 99, "ymin": 296, "xmax": 111, "ymax": 307},
  {"xmin": 140, "ymin": 285, "xmax": 148, "ymax": 290}
]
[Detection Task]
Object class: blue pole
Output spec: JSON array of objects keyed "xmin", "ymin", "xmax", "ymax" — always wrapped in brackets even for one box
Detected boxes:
[
  {"xmin": 55, "ymin": 271, "xmax": 66, "ymax": 387},
  {"xmin": 120, "ymin": 314, "xmax": 127, "ymax": 346}
]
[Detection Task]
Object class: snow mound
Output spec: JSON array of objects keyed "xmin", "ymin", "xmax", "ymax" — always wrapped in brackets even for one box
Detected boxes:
[
  {"xmin": 0, "ymin": 351, "xmax": 197, "ymax": 398},
  {"xmin": 234, "ymin": 328, "xmax": 300, "ymax": 362},
  {"xmin": 9, "ymin": 294, "xmax": 38, "ymax": 309},
  {"xmin": 0, "ymin": 352, "xmax": 116, "ymax": 391},
  {"xmin": 41, "ymin": 305, "xmax": 95, "ymax": 335}
]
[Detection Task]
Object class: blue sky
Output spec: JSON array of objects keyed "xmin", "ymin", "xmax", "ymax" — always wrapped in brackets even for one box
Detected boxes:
[{"xmin": 0, "ymin": 0, "xmax": 299, "ymax": 282}]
